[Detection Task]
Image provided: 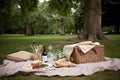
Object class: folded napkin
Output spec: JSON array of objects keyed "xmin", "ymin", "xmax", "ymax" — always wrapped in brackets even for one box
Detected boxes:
[{"xmin": 6, "ymin": 51, "xmax": 34, "ymax": 62}]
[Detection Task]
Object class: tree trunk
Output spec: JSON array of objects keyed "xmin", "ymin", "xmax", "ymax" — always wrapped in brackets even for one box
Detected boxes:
[
  {"xmin": 25, "ymin": 15, "xmax": 33, "ymax": 36},
  {"xmin": 60, "ymin": 18, "xmax": 65, "ymax": 35},
  {"xmin": 78, "ymin": 0, "xmax": 108, "ymax": 41},
  {"xmin": 114, "ymin": 26, "xmax": 120, "ymax": 34}
]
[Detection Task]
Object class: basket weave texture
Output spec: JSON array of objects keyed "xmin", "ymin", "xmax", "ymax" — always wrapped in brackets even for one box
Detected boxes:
[{"xmin": 70, "ymin": 45, "xmax": 105, "ymax": 64}]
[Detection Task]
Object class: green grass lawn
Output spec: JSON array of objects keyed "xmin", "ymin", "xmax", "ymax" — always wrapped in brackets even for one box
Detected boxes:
[{"xmin": 0, "ymin": 34, "xmax": 120, "ymax": 80}]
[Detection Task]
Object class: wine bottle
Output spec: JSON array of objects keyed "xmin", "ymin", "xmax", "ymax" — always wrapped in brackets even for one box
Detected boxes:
[{"xmin": 42, "ymin": 46, "xmax": 47, "ymax": 63}]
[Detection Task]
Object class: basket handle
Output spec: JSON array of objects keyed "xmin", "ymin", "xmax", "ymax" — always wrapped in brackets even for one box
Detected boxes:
[
  {"xmin": 91, "ymin": 48, "xmax": 97, "ymax": 54},
  {"xmin": 76, "ymin": 46, "xmax": 97, "ymax": 54}
]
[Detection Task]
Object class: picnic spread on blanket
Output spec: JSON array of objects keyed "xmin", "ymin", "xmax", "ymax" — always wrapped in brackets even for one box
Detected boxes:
[{"xmin": 0, "ymin": 41, "xmax": 120, "ymax": 77}]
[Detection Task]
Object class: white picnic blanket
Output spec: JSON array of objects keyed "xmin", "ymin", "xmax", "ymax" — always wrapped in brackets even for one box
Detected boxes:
[{"xmin": 0, "ymin": 57, "xmax": 120, "ymax": 77}]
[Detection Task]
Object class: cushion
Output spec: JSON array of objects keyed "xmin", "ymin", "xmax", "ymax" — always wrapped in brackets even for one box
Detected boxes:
[{"xmin": 6, "ymin": 51, "xmax": 34, "ymax": 62}]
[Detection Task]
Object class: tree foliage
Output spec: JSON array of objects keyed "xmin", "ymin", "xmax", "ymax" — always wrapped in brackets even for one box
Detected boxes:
[
  {"xmin": 0, "ymin": 0, "xmax": 75, "ymax": 35},
  {"xmin": 0, "ymin": 0, "xmax": 15, "ymax": 33},
  {"xmin": 102, "ymin": 0, "xmax": 120, "ymax": 33},
  {"xmin": 0, "ymin": 0, "xmax": 119, "ymax": 35},
  {"xmin": 49, "ymin": 0, "xmax": 84, "ymax": 16},
  {"xmin": 0, "ymin": 0, "xmax": 39, "ymax": 35}
]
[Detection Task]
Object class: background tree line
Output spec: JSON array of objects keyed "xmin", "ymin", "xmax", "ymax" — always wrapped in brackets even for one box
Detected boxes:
[
  {"xmin": 0, "ymin": 0, "xmax": 75, "ymax": 35},
  {"xmin": 0, "ymin": 0, "xmax": 119, "ymax": 36}
]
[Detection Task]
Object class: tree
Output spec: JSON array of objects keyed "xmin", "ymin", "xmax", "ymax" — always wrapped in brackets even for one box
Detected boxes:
[
  {"xmin": 19, "ymin": 0, "xmax": 39, "ymax": 36},
  {"xmin": 102, "ymin": 0, "xmax": 120, "ymax": 34},
  {"xmin": 0, "ymin": 0, "xmax": 38, "ymax": 35},
  {"xmin": 49, "ymin": 0, "xmax": 108, "ymax": 40},
  {"xmin": 78, "ymin": 0, "xmax": 108, "ymax": 40},
  {"xmin": 73, "ymin": 2, "xmax": 84, "ymax": 34},
  {"xmin": 49, "ymin": 0, "xmax": 73, "ymax": 35},
  {"xmin": 0, "ymin": 0, "xmax": 13, "ymax": 34}
]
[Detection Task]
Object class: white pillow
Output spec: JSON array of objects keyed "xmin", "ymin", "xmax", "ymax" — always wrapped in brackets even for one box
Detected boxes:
[{"xmin": 6, "ymin": 51, "xmax": 34, "ymax": 62}]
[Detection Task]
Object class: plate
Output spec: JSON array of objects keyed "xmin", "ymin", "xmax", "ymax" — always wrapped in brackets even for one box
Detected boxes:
[
  {"xmin": 23, "ymin": 64, "xmax": 33, "ymax": 70},
  {"xmin": 23, "ymin": 63, "xmax": 53, "ymax": 70},
  {"xmin": 39, "ymin": 63, "xmax": 53, "ymax": 68}
]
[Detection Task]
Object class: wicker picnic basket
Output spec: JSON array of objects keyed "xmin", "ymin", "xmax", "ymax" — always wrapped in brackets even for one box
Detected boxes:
[{"xmin": 70, "ymin": 45, "xmax": 105, "ymax": 64}]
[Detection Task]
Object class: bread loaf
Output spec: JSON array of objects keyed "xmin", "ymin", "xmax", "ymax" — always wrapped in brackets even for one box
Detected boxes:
[{"xmin": 54, "ymin": 58, "xmax": 76, "ymax": 67}]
